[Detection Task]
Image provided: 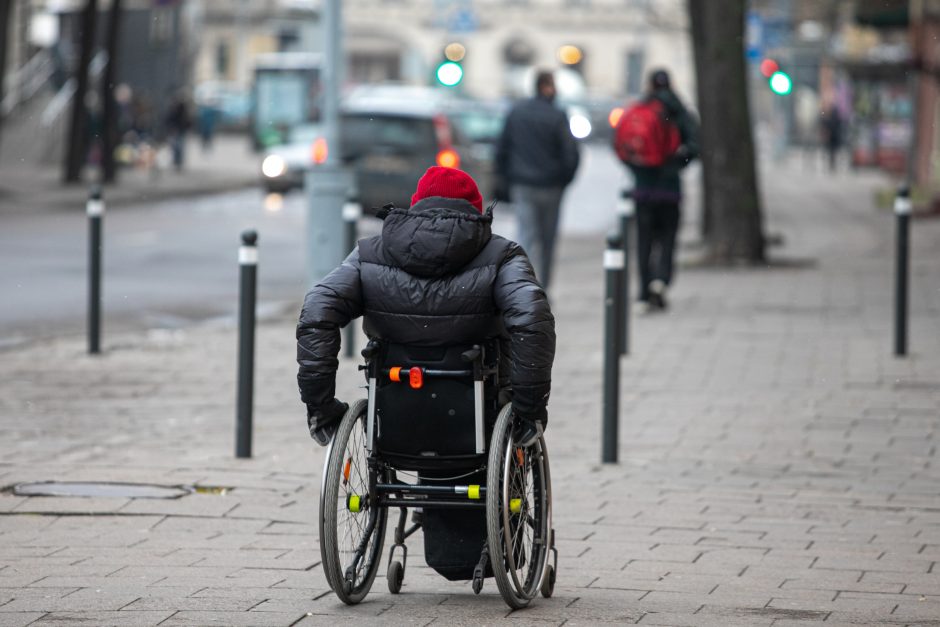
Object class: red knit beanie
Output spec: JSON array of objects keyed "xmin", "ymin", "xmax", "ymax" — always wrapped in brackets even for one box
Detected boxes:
[{"xmin": 410, "ymin": 166, "xmax": 484, "ymax": 213}]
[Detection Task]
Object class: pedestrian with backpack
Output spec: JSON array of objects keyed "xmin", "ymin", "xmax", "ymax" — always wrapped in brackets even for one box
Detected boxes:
[{"xmin": 613, "ymin": 69, "xmax": 699, "ymax": 312}]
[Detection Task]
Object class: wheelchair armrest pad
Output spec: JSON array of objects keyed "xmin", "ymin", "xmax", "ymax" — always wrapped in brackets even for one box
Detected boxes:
[
  {"xmin": 460, "ymin": 346, "xmax": 482, "ymax": 363},
  {"xmin": 361, "ymin": 341, "xmax": 381, "ymax": 359}
]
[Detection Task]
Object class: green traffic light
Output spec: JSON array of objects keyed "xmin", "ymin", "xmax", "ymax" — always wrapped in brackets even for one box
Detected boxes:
[
  {"xmin": 769, "ymin": 71, "xmax": 792, "ymax": 95},
  {"xmin": 436, "ymin": 61, "xmax": 463, "ymax": 87}
]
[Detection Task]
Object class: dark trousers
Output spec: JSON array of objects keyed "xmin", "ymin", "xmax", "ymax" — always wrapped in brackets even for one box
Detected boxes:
[
  {"xmin": 636, "ymin": 200, "xmax": 680, "ymax": 301},
  {"xmin": 511, "ymin": 184, "xmax": 564, "ymax": 289}
]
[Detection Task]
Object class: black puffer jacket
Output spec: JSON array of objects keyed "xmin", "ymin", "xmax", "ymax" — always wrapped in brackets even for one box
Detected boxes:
[
  {"xmin": 496, "ymin": 95, "xmax": 580, "ymax": 188},
  {"xmin": 296, "ymin": 197, "xmax": 555, "ymax": 422}
]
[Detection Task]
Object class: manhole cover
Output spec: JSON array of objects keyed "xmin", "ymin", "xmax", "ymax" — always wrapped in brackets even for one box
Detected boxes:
[{"xmin": 12, "ymin": 481, "xmax": 193, "ymax": 499}]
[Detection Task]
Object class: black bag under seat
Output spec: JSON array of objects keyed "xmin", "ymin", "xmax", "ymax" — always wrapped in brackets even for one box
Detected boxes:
[{"xmin": 421, "ymin": 469, "xmax": 492, "ymax": 581}]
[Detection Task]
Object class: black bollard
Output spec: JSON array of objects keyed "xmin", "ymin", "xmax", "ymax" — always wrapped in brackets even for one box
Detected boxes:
[
  {"xmin": 342, "ymin": 202, "xmax": 361, "ymax": 359},
  {"xmin": 894, "ymin": 186, "xmax": 911, "ymax": 357},
  {"xmin": 618, "ymin": 189, "xmax": 634, "ymax": 356},
  {"xmin": 602, "ymin": 233, "xmax": 624, "ymax": 464},
  {"xmin": 236, "ymin": 230, "xmax": 258, "ymax": 458},
  {"xmin": 87, "ymin": 185, "xmax": 104, "ymax": 354}
]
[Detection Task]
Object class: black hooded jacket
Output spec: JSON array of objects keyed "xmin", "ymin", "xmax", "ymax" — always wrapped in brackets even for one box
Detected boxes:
[
  {"xmin": 296, "ymin": 196, "xmax": 556, "ymax": 422},
  {"xmin": 496, "ymin": 95, "xmax": 580, "ymax": 188}
]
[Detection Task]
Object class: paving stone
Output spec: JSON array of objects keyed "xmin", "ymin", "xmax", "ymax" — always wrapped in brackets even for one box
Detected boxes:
[
  {"xmin": 0, "ymin": 613, "xmax": 47, "ymax": 627},
  {"xmin": 0, "ymin": 592, "xmax": 141, "ymax": 612},
  {"xmin": 27, "ymin": 610, "xmax": 175, "ymax": 626}
]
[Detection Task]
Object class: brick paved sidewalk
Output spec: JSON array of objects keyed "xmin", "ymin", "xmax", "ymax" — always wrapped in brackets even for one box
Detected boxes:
[{"xmin": 1, "ymin": 162, "xmax": 939, "ymax": 626}]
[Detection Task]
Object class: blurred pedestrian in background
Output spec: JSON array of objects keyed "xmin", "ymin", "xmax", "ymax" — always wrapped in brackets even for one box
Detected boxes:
[
  {"xmin": 820, "ymin": 102, "xmax": 843, "ymax": 173},
  {"xmin": 198, "ymin": 97, "xmax": 219, "ymax": 152},
  {"xmin": 496, "ymin": 70, "xmax": 580, "ymax": 290},
  {"xmin": 614, "ymin": 69, "xmax": 698, "ymax": 313},
  {"xmin": 164, "ymin": 91, "xmax": 191, "ymax": 172}
]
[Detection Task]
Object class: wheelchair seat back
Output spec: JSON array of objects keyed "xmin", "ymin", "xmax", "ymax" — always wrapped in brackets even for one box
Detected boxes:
[{"xmin": 373, "ymin": 342, "xmax": 499, "ymax": 471}]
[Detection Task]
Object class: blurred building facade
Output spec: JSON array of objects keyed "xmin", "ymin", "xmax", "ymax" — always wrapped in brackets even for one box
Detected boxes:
[
  {"xmin": 749, "ymin": 0, "xmax": 940, "ymax": 198},
  {"xmin": 343, "ymin": 0, "xmax": 694, "ymax": 103},
  {"xmin": 188, "ymin": 0, "xmax": 695, "ymax": 104},
  {"xmin": 192, "ymin": 0, "xmax": 321, "ymax": 91},
  {"xmin": 1, "ymin": 0, "xmax": 200, "ymax": 167}
]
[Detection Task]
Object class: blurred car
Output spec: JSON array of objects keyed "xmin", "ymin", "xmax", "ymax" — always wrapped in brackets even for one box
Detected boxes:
[
  {"xmin": 446, "ymin": 99, "xmax": 508, "ymax": 197},
  {"xmin": 260, "ymin": 123, "xmax": 323, "ymax": 193},
  {"xmin": 261, "ymin": 85, "xmax": 497, "ymax": 208},
  {"xmin": 343, "ymin": 94, "xmax": 489, "ymax": 211},
  {"xmin": 558, "ymin": 95, "xmax": 625, "ymax": 143}
]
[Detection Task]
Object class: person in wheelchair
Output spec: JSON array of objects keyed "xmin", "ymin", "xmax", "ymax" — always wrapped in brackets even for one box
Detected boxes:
[{"xmin": 297, "ymin": 165, "xmax": 555, "ymax": 450}]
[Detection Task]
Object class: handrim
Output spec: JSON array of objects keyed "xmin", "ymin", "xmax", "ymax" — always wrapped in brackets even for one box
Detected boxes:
[
  {"xmin": 320, "ymin": 399, "xmax": 387, "ymax": 604},
  {"xmin": 486, "ymin": 404, "xmax": 551, "ymax": 609}
]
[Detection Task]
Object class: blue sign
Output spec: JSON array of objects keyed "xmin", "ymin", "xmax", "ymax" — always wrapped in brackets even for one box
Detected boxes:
[
  {"xmin": 449, "ymin": 8, "xmax": 478, "ymax": 33},
  {"xmin": 745, "ymin": 11, "xmax": 763, "ymax": 61}
]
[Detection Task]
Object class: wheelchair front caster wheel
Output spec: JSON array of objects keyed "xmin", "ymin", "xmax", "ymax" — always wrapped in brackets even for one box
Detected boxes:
[
  {"xmin": 387, "ymin": 560, "xmax": 404, "ymax": 594},
  {"xmin": 472, "ymin": 574, "xmax": 483, "ymax": 595},
  {"xmin": 540, "ymin": 564, "xmax": 555, "ymax": 598}
]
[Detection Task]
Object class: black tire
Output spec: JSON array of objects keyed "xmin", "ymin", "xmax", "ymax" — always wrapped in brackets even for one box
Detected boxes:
[
  {"xmin": 320, "ymin": 399, "xmax": 387, "ymax": 604},
  {"xmin": 540, "ymin": 564, "xmax": 555, "ymax": 598},
  {"xmin": 486, "ymin": 404, "xmax": 552, "ymax": 609},
  {"xmin": 387, "ymin": 560, "xmax": 404, "ymax": 594}
]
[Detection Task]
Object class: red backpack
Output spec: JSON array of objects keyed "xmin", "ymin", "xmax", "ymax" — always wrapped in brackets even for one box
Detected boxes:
[{"xmin": 613, "ymin": 98, "xmax": 680, "ymax": 167}]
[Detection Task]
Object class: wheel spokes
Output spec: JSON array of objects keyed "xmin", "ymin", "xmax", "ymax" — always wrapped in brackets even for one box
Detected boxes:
[
  {"xmin": 501, "ymin": 436, "xmax": 545, "ymax": 597},
  {"xmin": 335, "ymin": 417, "xmax": 378, "ymax": 588}
]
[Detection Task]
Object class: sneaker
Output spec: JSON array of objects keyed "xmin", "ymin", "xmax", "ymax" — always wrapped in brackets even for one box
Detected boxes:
[
  {"xmin": 513, "ymin": 419, "xmax": 544, "ymax": 448},
  {"xmin": 648, "ymin": 280, "xmax": 668, "ymax": 310},
  {"xmin": 633, "ymin": 300, "xmax": 652, "ymax": 315},
  {"xmin": 310, "ymin": 421, "xmax": 338, "ymax": 446}
]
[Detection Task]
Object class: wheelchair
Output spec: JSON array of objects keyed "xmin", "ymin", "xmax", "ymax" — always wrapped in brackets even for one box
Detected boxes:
[{"xmin": 318, "ymin": 339, "xmax": 557, "ymax": 609}]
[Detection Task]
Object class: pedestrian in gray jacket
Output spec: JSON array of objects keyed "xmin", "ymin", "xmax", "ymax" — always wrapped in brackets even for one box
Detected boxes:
[
  {"xmin": 496, "ymin": 70, "xmax": 580, "ymax": 290},
  {"xmin": 297, "ymin": 166, "xmax": 556, "ymax": 448}
]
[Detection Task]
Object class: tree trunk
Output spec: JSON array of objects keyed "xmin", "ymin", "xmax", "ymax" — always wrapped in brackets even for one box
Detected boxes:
[
  {"xmin": 0, "ymin": 0, "xmax": 12, "ymax": 154},
  {"xmin": 101, "ymin": 0, "xmax": 122, "ymax": 183},
  {"xmin": 688, "ymin": 0, "xmax": 765, "ymax": 263},
  {"xmin": 63, "ymin": 0, "xmax": 98, "ymax": 184}
]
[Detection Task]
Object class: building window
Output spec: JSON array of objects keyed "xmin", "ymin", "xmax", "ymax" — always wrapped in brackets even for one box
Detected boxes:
[
  {"xmin": 625, "ymin": 48, "xmax": 645, "ymax": 95},
  {"xmin": 150, "ymin": 7, "xmax": 174, "ymax": 44},
  {"xmin": 278, "ymin": 28, "xmax": 300, "ymax": 52},
  {"xmin": 215, "ymin": 41, "xmax": 230, "ymax": 78}
]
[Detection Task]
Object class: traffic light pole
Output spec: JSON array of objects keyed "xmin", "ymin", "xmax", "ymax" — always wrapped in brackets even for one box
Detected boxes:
[{"xmin": 305, "ymin": 0, "xmax": 350, "ymax": 285}]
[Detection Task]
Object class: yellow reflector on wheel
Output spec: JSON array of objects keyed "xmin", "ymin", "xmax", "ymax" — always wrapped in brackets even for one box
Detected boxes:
[
  {"xmin": 347, "ymin": 494, "xmax": 361, "ymax": 512},
  {"xmin": 509, "ymin": 498, "xmax": 522, "ymax": 514},
  {"xmin": 468, "ymin": 484, "xmax": 480, "ymax": 500}
]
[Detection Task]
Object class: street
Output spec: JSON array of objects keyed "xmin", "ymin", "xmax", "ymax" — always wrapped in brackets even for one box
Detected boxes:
[{"xmin": 0, "ymin": 143, "xmax": 632, "ymax": 345}]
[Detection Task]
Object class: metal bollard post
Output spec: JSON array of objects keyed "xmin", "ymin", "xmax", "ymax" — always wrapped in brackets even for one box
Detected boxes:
[
  {"xmin": 342, "ymin": 202, "xmax": 361, "ymax": 359},
  {"xmin": 602, "ymin": 233, "xmax": 624, "ymax": 464},
  {"xmin": 87, "ymin": 185, "xmax": 104, "ymax": 354},
  {"xmin": 236, "ymin": 230, "xmax": 258, "ymax": 458},
  {"xmin": 617, "ymin": 189, "xmax": 634, "ymax": 356},
  {"xmin": 894, "ymin": 186, "xmax": 911, "ymax": 357}
]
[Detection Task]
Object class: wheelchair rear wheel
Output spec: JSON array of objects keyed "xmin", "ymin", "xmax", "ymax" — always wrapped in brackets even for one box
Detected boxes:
[
  {"xmin": 320, "ymin": 399, "xmax": 387, "ymax": 604},
  {"xmin": 486, "ymin": 404, "xmax": 553, "ymax": 609}
]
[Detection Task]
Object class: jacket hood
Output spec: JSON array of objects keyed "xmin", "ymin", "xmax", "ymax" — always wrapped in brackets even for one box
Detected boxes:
[{"xmin": 380, "ymin": 197, "xmax": 493, "ymax": 278}]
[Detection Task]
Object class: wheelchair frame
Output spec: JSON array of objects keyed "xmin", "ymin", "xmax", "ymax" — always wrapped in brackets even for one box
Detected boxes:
[{"xmin": 318, "ymin": 341, "xmax": 557, "ymax": 609}]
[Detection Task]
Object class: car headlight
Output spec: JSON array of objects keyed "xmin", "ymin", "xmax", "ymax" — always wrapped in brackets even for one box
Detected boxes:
[
  {"xmin": 262, "ymin": 154, "xmax": 287, "ymax": 178},
  {"xmin": 569, "ymin": 114, "xmax": 592, "ymax": 140}
]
